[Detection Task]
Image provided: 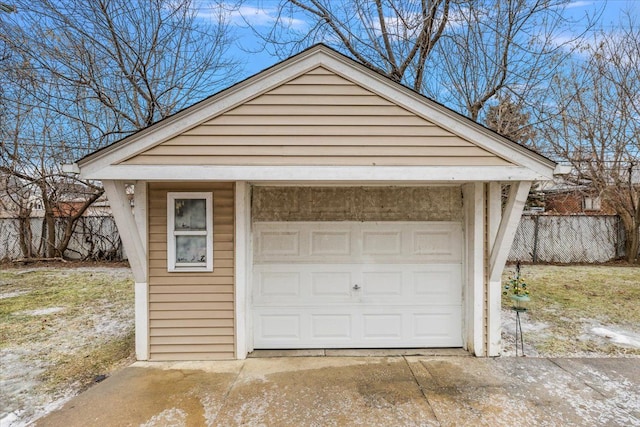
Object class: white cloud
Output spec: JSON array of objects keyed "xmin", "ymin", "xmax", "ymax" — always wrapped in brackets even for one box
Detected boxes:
[
  {"xmin": 566, "ymin": 1, "xmax": 596, "ymax": 9},
  {"xmin": 198, "ymin": 3, "xmax": 307, "ymax": 30}
]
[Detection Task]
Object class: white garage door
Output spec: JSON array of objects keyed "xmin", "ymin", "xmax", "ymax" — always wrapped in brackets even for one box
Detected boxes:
[{"xmin": 252, "ymin": 221, "xmax": 463, "ymax": 349}]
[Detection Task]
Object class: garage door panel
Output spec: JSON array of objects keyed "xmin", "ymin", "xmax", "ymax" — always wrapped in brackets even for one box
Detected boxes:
[
  {"xmin": 412, "ymin": 228, "xmax": 462, "ymax": 261},
  {"xmin": 255, "ymin": 264, "xmax": 460, "ymax": 305},
  {"xmin": 310, "ymin": 231, "xmax": 351, "ymax": 255},
  {"xmin": 259, "ymin": 231, "xmax": 300, "ymax": 257},
  {"xmin": 258, "ymin": 272, "xmax": 301, "ymax": 298},
  {"xmin": 362, "ymin": 314, "xmax": 402, "ymax": 339},
  {"xmin": 255, "ymin": 221, "xmax": 462, "ymax": 263},
  {"xmin": 255, "ymin": 265, "xmax": 356, "ymax": 303},
  {"xmin": 253, "ymin": 306, "xmax": 462, "ymax": 348},
  {"xmin": 311, "ymin": 272, "xmax": 352, "ymax": 297},
  {"xmin": 311, "ymin": 314, "xmax": 352, "ymax": 339},
  {"xmin": 361, "ymin": 271, "xmax": 403, "ymax": 296},
  {"xmin": 257, "ymin": 314, "xmax": 301, "ymax": 341},
  {"xmin": 413, "ymin": 311, "xmax": 462, "ymax": 339},
  {"xmin": 253, "ymin": 221, "xmax": 463, "ymax": 349},
  {"xmin": 361, "ymin": 230, "xmax": 402, "ymax": 255},
  {"xmin": 412, "ymin": 267, "xmax": 462, "ymax": 305}
]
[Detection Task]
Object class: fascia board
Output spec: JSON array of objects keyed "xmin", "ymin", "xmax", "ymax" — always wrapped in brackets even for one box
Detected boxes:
[{"xmin": 80, "ymin": 165, "xmax": 550, "ymax": 182}]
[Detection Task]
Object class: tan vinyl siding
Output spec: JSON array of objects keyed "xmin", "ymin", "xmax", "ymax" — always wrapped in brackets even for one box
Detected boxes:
[
  {"xmin": 122, "ymin": 67, "xmax": 512, "ymax": 167},
  {"xmin": 148, "ymin": 182, "xmax": 235, "ymax": 360}
]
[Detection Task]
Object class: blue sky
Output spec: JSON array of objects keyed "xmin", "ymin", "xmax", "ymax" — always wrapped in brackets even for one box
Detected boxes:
[{"xmin": 209, "ymin": 0, "xmax": 640, "ymax": 80}]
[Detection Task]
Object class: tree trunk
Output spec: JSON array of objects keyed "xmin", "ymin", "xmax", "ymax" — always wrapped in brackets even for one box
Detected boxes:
[
  {"xmin": 626, "ymin": 221, "xmax": 640, "ymax": 264},
  {"xmin": 17, "ymin": 210, "xmax": 33, "ymax": 259},
  {"xmin": 619, "ymin": 209, "xmax": 640, "ymax": 264},
  {"xmin": 57, "ymin": 189, "xmax": 103, "ymax": 258},
  {"xmin": 45, "ymin": 214, "xmax": 56, "ymax": 258}
]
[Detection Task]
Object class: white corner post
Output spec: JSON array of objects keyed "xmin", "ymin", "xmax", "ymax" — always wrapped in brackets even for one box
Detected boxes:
[
  {"xmin": 133, "ymin": 182, "xmax": 149, "ymax": 360},
  {"xmin": 234, "ymin": 181, "xmax": 250, "ymax": 359},
  {"xmin": 462, "ymin": 183, "xmax": 485, "ymax": 356},
  {"xmin": 486, "ymin": 182, "xmax": 502, "ymax": 356},
  {"xmin": 103, "ymin": 180, "xmax": 149, "ymax": 360}
]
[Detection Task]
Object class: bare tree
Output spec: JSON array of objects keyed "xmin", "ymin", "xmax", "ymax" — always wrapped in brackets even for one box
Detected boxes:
[
  {"xmin": 486, "ymin": 95, "xmax": 544, "ymax": 209},
  {"xmin": 428, "ymin": 0, "xmax": 597, "ymax": 121},
  {"xmin": 0, "ymin": 0, "xmax": 239, "ymax": 259},
  {"xmin": 540, "ymin": 11, "xmax": 640, "ymax": 263},
  {"xmin": 2, "ymin": 0, "xmax": 238, "ymax": 141},
  {"xmin": 0, "ymin": 72, "xmax": 107, "ymax": 258},
  {"xmin": 485, "ymin": 95, "xmax": 537, "ymax": 149},
  {"xmin": 235, "ymin": 0, "xmax": 452, "ymax": 92},
  {"xmin": 239, "ymin": 0, "xmax": 594, "ymax": 120}
]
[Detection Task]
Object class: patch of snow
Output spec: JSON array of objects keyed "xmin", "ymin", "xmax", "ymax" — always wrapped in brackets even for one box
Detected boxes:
[
  {"xmin": 139, "ymin": 408, "xmax": 187, "ymax": 427},
  {"xmin": 15, "ymin": 270, "xmax": 38, "ymax": 275},
  {"xmin": 500, "ymin": 308, "xmax": 545, "ymax": 357},
  {"xmin": 16, "ymin": 307, "xmax": 65, "ymax": 316},
  {"xmin": 591, "ymin": 327, "xmax": 640, "ymax": 349},
  {"xmin": 541, "ymin": 364, "xmax": 640, "ymax": 425},
  {"xmin": 14, "ymin": 394, "xmax": 75, "ymax": 427},
  {"xmin": 0, "ymin": 359, "xmax": 75, "ymax": 427},
  {"xmin": 1, "ymin": 270, "xmax": 134, "ymax": 427},
  {"xmin": 90, "ymin": 312, "xmax": 132, "ymax": 337},
  {"xmin": 195, "ymin": 392, "xmax": 222, "ymax": 427},
  {"xmin": 0, "ymin": 412, "xmax": 19, "ymax": 426},
  {"xmin": 501, "ymin": 305, "xmax": 640, "ymax": 358},
  {"xmin": 501, "ymin": 307, "xmax": 549, "ymax": 334},
  {"xmin": 0, "ymin": 291, "xmax": 28, "ymax": 300}
]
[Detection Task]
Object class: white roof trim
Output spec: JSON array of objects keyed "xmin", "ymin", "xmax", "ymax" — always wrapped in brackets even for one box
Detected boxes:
[
  {"xmin": 80, "ymin": 165, "xmax": 550, "ymax": 182},
  {"xmin": 78, "ymin": 45, "xmax": 556, "ymax": 180}
]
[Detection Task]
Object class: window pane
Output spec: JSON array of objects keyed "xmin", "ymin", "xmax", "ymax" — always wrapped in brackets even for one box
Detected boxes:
[
  {"xmin": 176, "ymin": 235, "xmax": 207, "ymax": 263},
  {"xmin": 174, "ymin": 199, "xmax": 206, "ymax": 230}
]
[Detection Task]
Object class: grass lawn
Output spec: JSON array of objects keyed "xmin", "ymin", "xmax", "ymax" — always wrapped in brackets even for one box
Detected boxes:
[
  {"xmin": 501, "ymin": 264, "xmax": 640, "ymax": 356},
  {"xmin": 0, "ymin": 263, "xmax": 638, "ymax": 425},
  {"xmin": 0, "ymin": 264, "xmax": 134, "ymax": 425}
]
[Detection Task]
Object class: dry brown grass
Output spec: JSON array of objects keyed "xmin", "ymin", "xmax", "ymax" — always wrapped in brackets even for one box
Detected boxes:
[
  {"xmin": 502, "ymin": 264, "xmax": 640, "ymax": 356},
  {"xmin": 42, "ymin": 331, "xmax": 135, "ymax": 393},
  {"xmin": 0, "ymin": 268, "xmax": 133, "ymax": 348},
  {"xmin": 0, "ymin": 265, "xmax": 134, "ymax": 423}
]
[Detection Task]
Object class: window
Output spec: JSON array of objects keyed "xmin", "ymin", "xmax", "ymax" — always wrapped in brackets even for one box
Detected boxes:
[
  {"xmin": 167, "ymin": 192, "xmax": 213, "ymax": 272},
  {"xmin": 583, "ymin": 196, "xmax": 601, "ymax": 211}
]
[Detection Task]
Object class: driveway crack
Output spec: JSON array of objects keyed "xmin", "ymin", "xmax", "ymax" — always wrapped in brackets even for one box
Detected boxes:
[
  {"xmin": 403, "ymin": 356, "xmax": 442, "ymax": 426},
  {"xmin": 208, "ymin": 362, "xmax": 246, "ymax": 425},
  {"xmin": 546, "ymin": 358, "xmax": 608, "ymax": 398}
]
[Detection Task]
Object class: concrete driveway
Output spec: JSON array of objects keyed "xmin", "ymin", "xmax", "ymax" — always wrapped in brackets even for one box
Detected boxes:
[{"xmin": 36, "ymin": 354, "xmax": 639, "ymax": 426}]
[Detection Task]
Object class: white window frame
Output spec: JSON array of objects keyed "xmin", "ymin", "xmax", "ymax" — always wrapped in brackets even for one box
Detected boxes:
[
  {"xmin": 167, "ymin": 192, "xmax": 213, "ymax": 272},
  {"xmin": 583, "ymin": 196, "xmax": 601, "ymax": 211}
]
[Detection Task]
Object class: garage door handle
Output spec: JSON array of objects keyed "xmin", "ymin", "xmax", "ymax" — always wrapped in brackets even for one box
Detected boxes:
[{"xmin": 353, "ymin": 284, "xmax": 361, "ymax": 290}]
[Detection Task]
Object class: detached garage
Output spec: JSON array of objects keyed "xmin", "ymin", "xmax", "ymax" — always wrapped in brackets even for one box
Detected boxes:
[{"xmin": 71, "ymin": 44, "xmax": 561, "ymax": 360}]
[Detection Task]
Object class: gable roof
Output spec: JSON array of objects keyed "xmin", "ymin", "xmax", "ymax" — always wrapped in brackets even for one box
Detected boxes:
[{"xmin": 76, "ymin": 44, "xmax": 557, "ymax": 182}]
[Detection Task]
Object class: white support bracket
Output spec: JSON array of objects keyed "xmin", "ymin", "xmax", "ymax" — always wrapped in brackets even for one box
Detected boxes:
[
  {"xmin": 489, "ymin": 181, "xmax": 532, "ymax": 283},
  {"xmin": 103, "ymin": 180, "xmax": 147, "ymax": 283}
]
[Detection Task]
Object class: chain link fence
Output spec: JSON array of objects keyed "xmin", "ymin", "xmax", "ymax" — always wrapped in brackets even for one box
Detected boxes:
[
  {"xmin": 508, "ymin": 214, "xmax": 628, "ymax": 263},
  {"xmin": 0, "ymin": 216, "xmax": 123, "ymax": 261}
]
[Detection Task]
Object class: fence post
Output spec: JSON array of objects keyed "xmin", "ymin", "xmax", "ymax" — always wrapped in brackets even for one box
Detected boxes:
[
  {"xmin": 532, "ymin": 215, "xmax": 540, "ymax": 263},
  {"xmin": 615, "ymin": 215, "xmax": 624, "ymax": 259}
]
